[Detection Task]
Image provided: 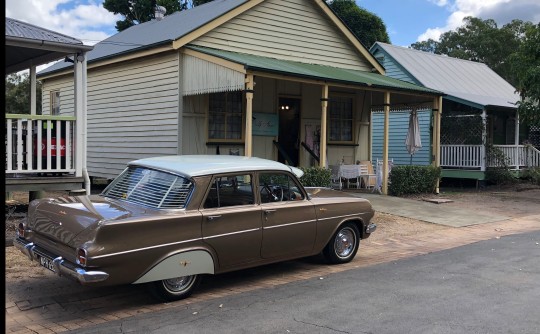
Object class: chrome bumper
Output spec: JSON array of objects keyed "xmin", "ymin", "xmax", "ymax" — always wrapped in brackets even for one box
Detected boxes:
[
  {"xmin": 13, "ymin": 237, "xmax": 109, "ymax": 284},
  {"xmin": 365, "ymin": 223, "xmax": 377, "ymax": 234}
]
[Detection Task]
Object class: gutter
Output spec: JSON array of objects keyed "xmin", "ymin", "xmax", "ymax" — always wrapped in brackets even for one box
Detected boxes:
[{"xmin": 6, "ymin": 36, "xmax": 94, "ymax": 53}]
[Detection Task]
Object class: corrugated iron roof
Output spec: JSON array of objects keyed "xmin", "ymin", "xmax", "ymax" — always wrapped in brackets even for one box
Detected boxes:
[
  {"xmin": 372, "ymin": 42, "xmax": 519, "ymax": 109},
  {"xmin": 6, "ymin": 17, "xmax": 85, "ymax": 45},
  {"xmin": 38, "ymin": 0, "xmax": 248, "ymax": 75},
  {"xmin": 187, "ymin": 45, "xmax": 441, "ymax": 95}
]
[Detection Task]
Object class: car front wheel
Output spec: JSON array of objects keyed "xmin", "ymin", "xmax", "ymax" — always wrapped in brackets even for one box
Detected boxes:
[
  {"xmin": 148, "ymin": 274, "xmax": 201, "ymax": 302},
  {"xmin": 323, "ymin": 222, "xmax": 360, "ymax": 264}
]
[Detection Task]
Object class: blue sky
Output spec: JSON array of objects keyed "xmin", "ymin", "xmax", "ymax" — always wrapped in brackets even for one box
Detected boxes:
[{"xmin": 5, "ymin": 0, "xmax": 540, "ymax": 48}]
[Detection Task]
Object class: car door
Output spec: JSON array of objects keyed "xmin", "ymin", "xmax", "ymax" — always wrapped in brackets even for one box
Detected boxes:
[
  {"xmin": 201, "ymin": 174, "xmax": 262, "ymax": 269},
  {"xmin": 259, "ymin": 172, "xmax": 317, "ymax": 259}
]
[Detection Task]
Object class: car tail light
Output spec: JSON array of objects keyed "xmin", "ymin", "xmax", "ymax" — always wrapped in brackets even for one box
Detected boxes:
[
  {"xmin": 76, "ymin": 248, "xmax": 88, "ymax": 266},
  {"xmin": 17, "ymin": 222, "xmax": 25, "ymax": 238}
]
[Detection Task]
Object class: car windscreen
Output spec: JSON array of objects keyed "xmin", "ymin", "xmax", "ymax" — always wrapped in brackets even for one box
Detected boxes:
[{"xmin": 102, "ymin": 166, "xmax": 193, "ymax": 209}]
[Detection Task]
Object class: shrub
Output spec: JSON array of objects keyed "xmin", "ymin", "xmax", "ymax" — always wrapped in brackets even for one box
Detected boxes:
[
  {"xmin": 298, "ymin": 167, "xmax": 332, "ymax": 187},
  {"xmin": 388, "ymin": 165, "xmax": 441, "ymax": 196},
  {"xmin": 520, "ymin": 167, "xmax": 540, "ymax": 185},
  {"xmin": 485, "ymin": 144, "xmax": 517, "ymax": 185}
]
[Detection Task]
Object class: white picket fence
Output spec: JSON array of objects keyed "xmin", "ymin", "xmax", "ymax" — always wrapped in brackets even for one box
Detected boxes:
[
  {"xmin": 5, "ymin": 114, "xmax": 78, "ymax": 175},
  {"xmin": 441, "ymin": 144, "xmax": 540, "ymax": 170}
]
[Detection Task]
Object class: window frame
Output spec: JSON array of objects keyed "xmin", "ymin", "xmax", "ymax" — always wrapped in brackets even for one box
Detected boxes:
[
  {"xmin": 207, "ymin": 91, "xmax": 245, "ymax": 143},
  {"xmin": 327, "ymin": 94, "xmax": 355, "ymax": 144},
  {"xmin": 202, "ymin": 173, "xmax": 255, "ymax": 209},
  {"xmin": 50, "ymin": 90, "xmax": 60, "ymax": 115}
]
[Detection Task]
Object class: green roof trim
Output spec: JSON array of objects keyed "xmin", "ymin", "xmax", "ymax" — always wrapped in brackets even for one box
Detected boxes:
[{"xmin": 187, "ymin": 45, "xmax": 442, "ymax": 95}]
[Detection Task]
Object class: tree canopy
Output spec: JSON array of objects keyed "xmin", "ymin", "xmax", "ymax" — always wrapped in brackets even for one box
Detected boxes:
[
  {"xmin": 509, "ymin": 23, "xmax": 540, "ymax": 127},
  {"xmin": 5, "ymin": 73, "xmax": 42, "ymax": 114},
  {"xmin": 103, "ymin": 0, "xmax": 213, "ymax": 31},
  {"xmin": 410, "ymin": 17, "xmax": 539, "ymax": 126},
  {"xmin": 326, "ymin": 0, "xmax": 390, "ymax": 48}
]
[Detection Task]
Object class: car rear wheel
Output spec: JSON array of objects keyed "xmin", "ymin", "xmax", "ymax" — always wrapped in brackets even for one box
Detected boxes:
[
  {"xmin": 323, "ymin": 222, "xmax": 360, "ymax": 264},
  {"xmin": 148, "ymin": 274, "xmax": 201, "ymax": 302}
]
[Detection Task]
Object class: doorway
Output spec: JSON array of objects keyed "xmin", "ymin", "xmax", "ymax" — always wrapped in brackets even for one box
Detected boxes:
[{"xmin": 277, "ymin": 97, "xmax": 301, "ymax": 166}]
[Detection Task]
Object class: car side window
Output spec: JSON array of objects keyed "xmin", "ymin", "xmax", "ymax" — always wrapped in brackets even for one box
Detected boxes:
[
  {"xmin": 204, "ymin": 174, "xmax": 254, "ymax": 208},
  {"xmin": 259, "ymin": 173, "xmax": 304, "ymax": 203}
]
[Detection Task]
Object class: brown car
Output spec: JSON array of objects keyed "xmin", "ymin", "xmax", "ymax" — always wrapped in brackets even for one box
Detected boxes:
[{"xmin": 14, "ymin": 155, "xmax": 376, "ymax": 301}]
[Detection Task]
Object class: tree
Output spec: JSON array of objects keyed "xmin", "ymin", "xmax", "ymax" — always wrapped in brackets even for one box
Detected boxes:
[
  {"xmin": 104, "ymin": 0, "xmax": 214, "ymax": 32},
  {"xmin": 326, "ymin": 0, "xmax": 390, "ymax": 48},
  {"xmin": 410, "ymin": 38, "xmax": 438, "ymax": 53},
  {"xmin": 509, "ymin": 24, "xmax": 540, "ymax": 127},
  {"xmin": 5, "ymin": 73, "xmax": 42, "ymax": 115}
]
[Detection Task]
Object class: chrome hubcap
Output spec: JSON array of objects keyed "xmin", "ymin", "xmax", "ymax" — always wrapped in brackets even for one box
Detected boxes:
[
  {"xmin": 334, "ymin": 227, "xmax": 355, "ymax": 258},
  {"xmin": 163, "ymin": 275, "xmax": 195, "ymax": 293}
]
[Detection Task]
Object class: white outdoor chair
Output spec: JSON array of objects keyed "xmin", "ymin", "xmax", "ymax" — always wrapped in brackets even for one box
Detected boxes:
[
  {"xmin": 329, "ymin": 165, "xmax": 343, "ymax": 190},
  {"xmin": 358, "ymin": 161, "xmax": 377, "ymax": 189}
]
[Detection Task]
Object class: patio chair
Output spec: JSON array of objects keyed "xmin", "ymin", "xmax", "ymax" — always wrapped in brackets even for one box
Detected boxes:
[
  {"xmin": 358, "ymin": 161, "xmax": 377, "ymax": 189},
  {"xmin": 329, "ymin": 165, "xmax": 343, "ymax": 190}
]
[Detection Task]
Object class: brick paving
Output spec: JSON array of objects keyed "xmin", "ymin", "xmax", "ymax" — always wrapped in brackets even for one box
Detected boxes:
[{"xmin": 5, "ymin": 214, "xmax": 540, "ymax": 334}]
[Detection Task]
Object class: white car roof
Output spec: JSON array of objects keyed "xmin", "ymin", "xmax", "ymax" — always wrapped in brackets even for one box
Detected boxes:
[{"xmin": 129, "ymin": 155, "xmax": 305, "ymax": 179}]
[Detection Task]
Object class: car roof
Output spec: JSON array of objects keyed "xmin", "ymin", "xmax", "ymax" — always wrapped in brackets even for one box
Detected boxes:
[{"xmin": 128, "ymin": 155, "xmax": 304, "ymax": 179}]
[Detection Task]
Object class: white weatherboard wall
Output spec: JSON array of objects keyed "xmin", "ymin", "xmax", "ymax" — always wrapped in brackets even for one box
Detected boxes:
[
  {"xmin": 42, "ymin": 52, "xmax": 181, "ymax": 180},
  {"xmin": 191, "ymin": 0, "xmax": 371, "ymax": 71}
]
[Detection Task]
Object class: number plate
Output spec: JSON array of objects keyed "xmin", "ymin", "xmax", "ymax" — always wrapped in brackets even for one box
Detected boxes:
[{"xmin": 38, "ymin": 255, "xmax": 56, "ymax": 272}]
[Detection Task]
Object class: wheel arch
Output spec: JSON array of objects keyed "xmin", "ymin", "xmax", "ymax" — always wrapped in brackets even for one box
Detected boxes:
[{"xmin": 132, "ymin": 249, "xmax": 215, "ymax": 284}]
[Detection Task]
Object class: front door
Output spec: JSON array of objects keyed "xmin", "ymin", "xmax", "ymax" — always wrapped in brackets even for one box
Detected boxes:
[{"xmin": 278, "ymin": 97, "xmax": 301, "ymax": 166}]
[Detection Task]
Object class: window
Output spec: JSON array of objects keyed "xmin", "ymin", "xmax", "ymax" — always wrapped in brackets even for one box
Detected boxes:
[
  {"xmin": 50, "ymin": 91, "xmax": 60, "ymax": 115},
  {"xmin": 328, "ymin": 96, "xmax": 353, "ymax": 142},
  {"xmin": 102, "ymin": 167, "xmax": 193, "ymax": 209},
  {"xmin": 208, "ymin": 92, "xmax": 243, "ymax": 140},
  {"xmin": 204, "ymin": 174, "xmax": 254, "ymax": 208},
  {"xmin": 259, "ymin": 173, "xmax": 304, "ymax": 203}
]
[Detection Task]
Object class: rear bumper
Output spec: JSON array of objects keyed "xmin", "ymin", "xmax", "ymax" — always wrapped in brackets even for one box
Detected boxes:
[{"xmin": 13, "ymin": 237, "xmax": 109, "ymax": 284}]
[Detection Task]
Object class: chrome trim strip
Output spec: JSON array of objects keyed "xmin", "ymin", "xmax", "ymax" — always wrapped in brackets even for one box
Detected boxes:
[
  {"xmin": 263, "ymin": 219, "xmax": 317, "ymax": 230},
  {"xmin": 318, "ymin": 212, "xmax": 367, "ymax": 221},
  {"xmin": 90, "ymin": 237, "xmax": 203, "ymax": 260},
  {"xmin": 203, "ymin": 227, "xmax": 261, "ymax": 240}
]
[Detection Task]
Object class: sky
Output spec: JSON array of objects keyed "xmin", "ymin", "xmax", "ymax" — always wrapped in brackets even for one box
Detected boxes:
[{"xmin": 5, "ymin": 0, "xmax": 540, "ymax": 48}]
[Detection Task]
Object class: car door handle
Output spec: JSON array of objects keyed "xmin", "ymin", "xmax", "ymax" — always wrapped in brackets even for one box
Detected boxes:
[
  {"xmin": 264, "ymin": 209, "xmax": 276, "ymax": 214},
  {"xmin": 207, "ymin": 215, "xmax": 222, "ymax": 221}
]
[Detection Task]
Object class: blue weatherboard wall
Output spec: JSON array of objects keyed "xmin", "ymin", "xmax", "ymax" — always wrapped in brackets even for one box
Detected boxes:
[{"xmin": 371, "ymin": 110, "xmax": 432, "ymax": 166}]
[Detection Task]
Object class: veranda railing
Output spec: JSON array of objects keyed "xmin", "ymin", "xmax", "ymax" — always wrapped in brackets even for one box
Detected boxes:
[
  {"xmin": 441, "ymin": 144, "xmax": 540, "ymax": 170},
  {"xmin": 5, "ymin": 114, "xmax": 77, "ymax": 175}
]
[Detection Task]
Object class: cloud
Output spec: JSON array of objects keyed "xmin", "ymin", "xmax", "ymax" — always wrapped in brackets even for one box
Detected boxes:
[
  {"xmin": 428, "ymin": 0, "xmax": 449, "ymax": 6},
  {"xmin": 5, "ymin": 0, "xmax": 120, "ymax": 45},
  {"xmin": 417, "ymin": 0, "xmax": 540, "ymax": 42}
]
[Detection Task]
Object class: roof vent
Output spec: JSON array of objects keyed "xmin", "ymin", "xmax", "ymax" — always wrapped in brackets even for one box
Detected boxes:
[{"xmin": 155, "ymin": 5, "xmax": 166, "ymax": 20}]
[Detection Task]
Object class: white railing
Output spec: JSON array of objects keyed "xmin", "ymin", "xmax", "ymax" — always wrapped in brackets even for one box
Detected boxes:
[
  {"xmin": 440, "ymin": 145, "xmax": 484, "ymax": 169},
  {"xmin": 5, "ymin": 114, "xmax": 77, "ymax": 175},
  {"xmin": 441, "ymin": 144, "xmax": 540, "ymax": 170}
]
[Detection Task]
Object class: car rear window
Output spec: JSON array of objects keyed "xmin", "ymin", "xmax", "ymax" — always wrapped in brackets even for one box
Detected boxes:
[{"xmin": 103, "ymin": 166, "xmax": 193, "ymax": 209}]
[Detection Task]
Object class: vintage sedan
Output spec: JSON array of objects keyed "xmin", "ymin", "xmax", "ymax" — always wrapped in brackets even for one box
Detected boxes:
[{"xmin": 14, "ymin": 155, "xmax": 376, "ymax": 301}]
